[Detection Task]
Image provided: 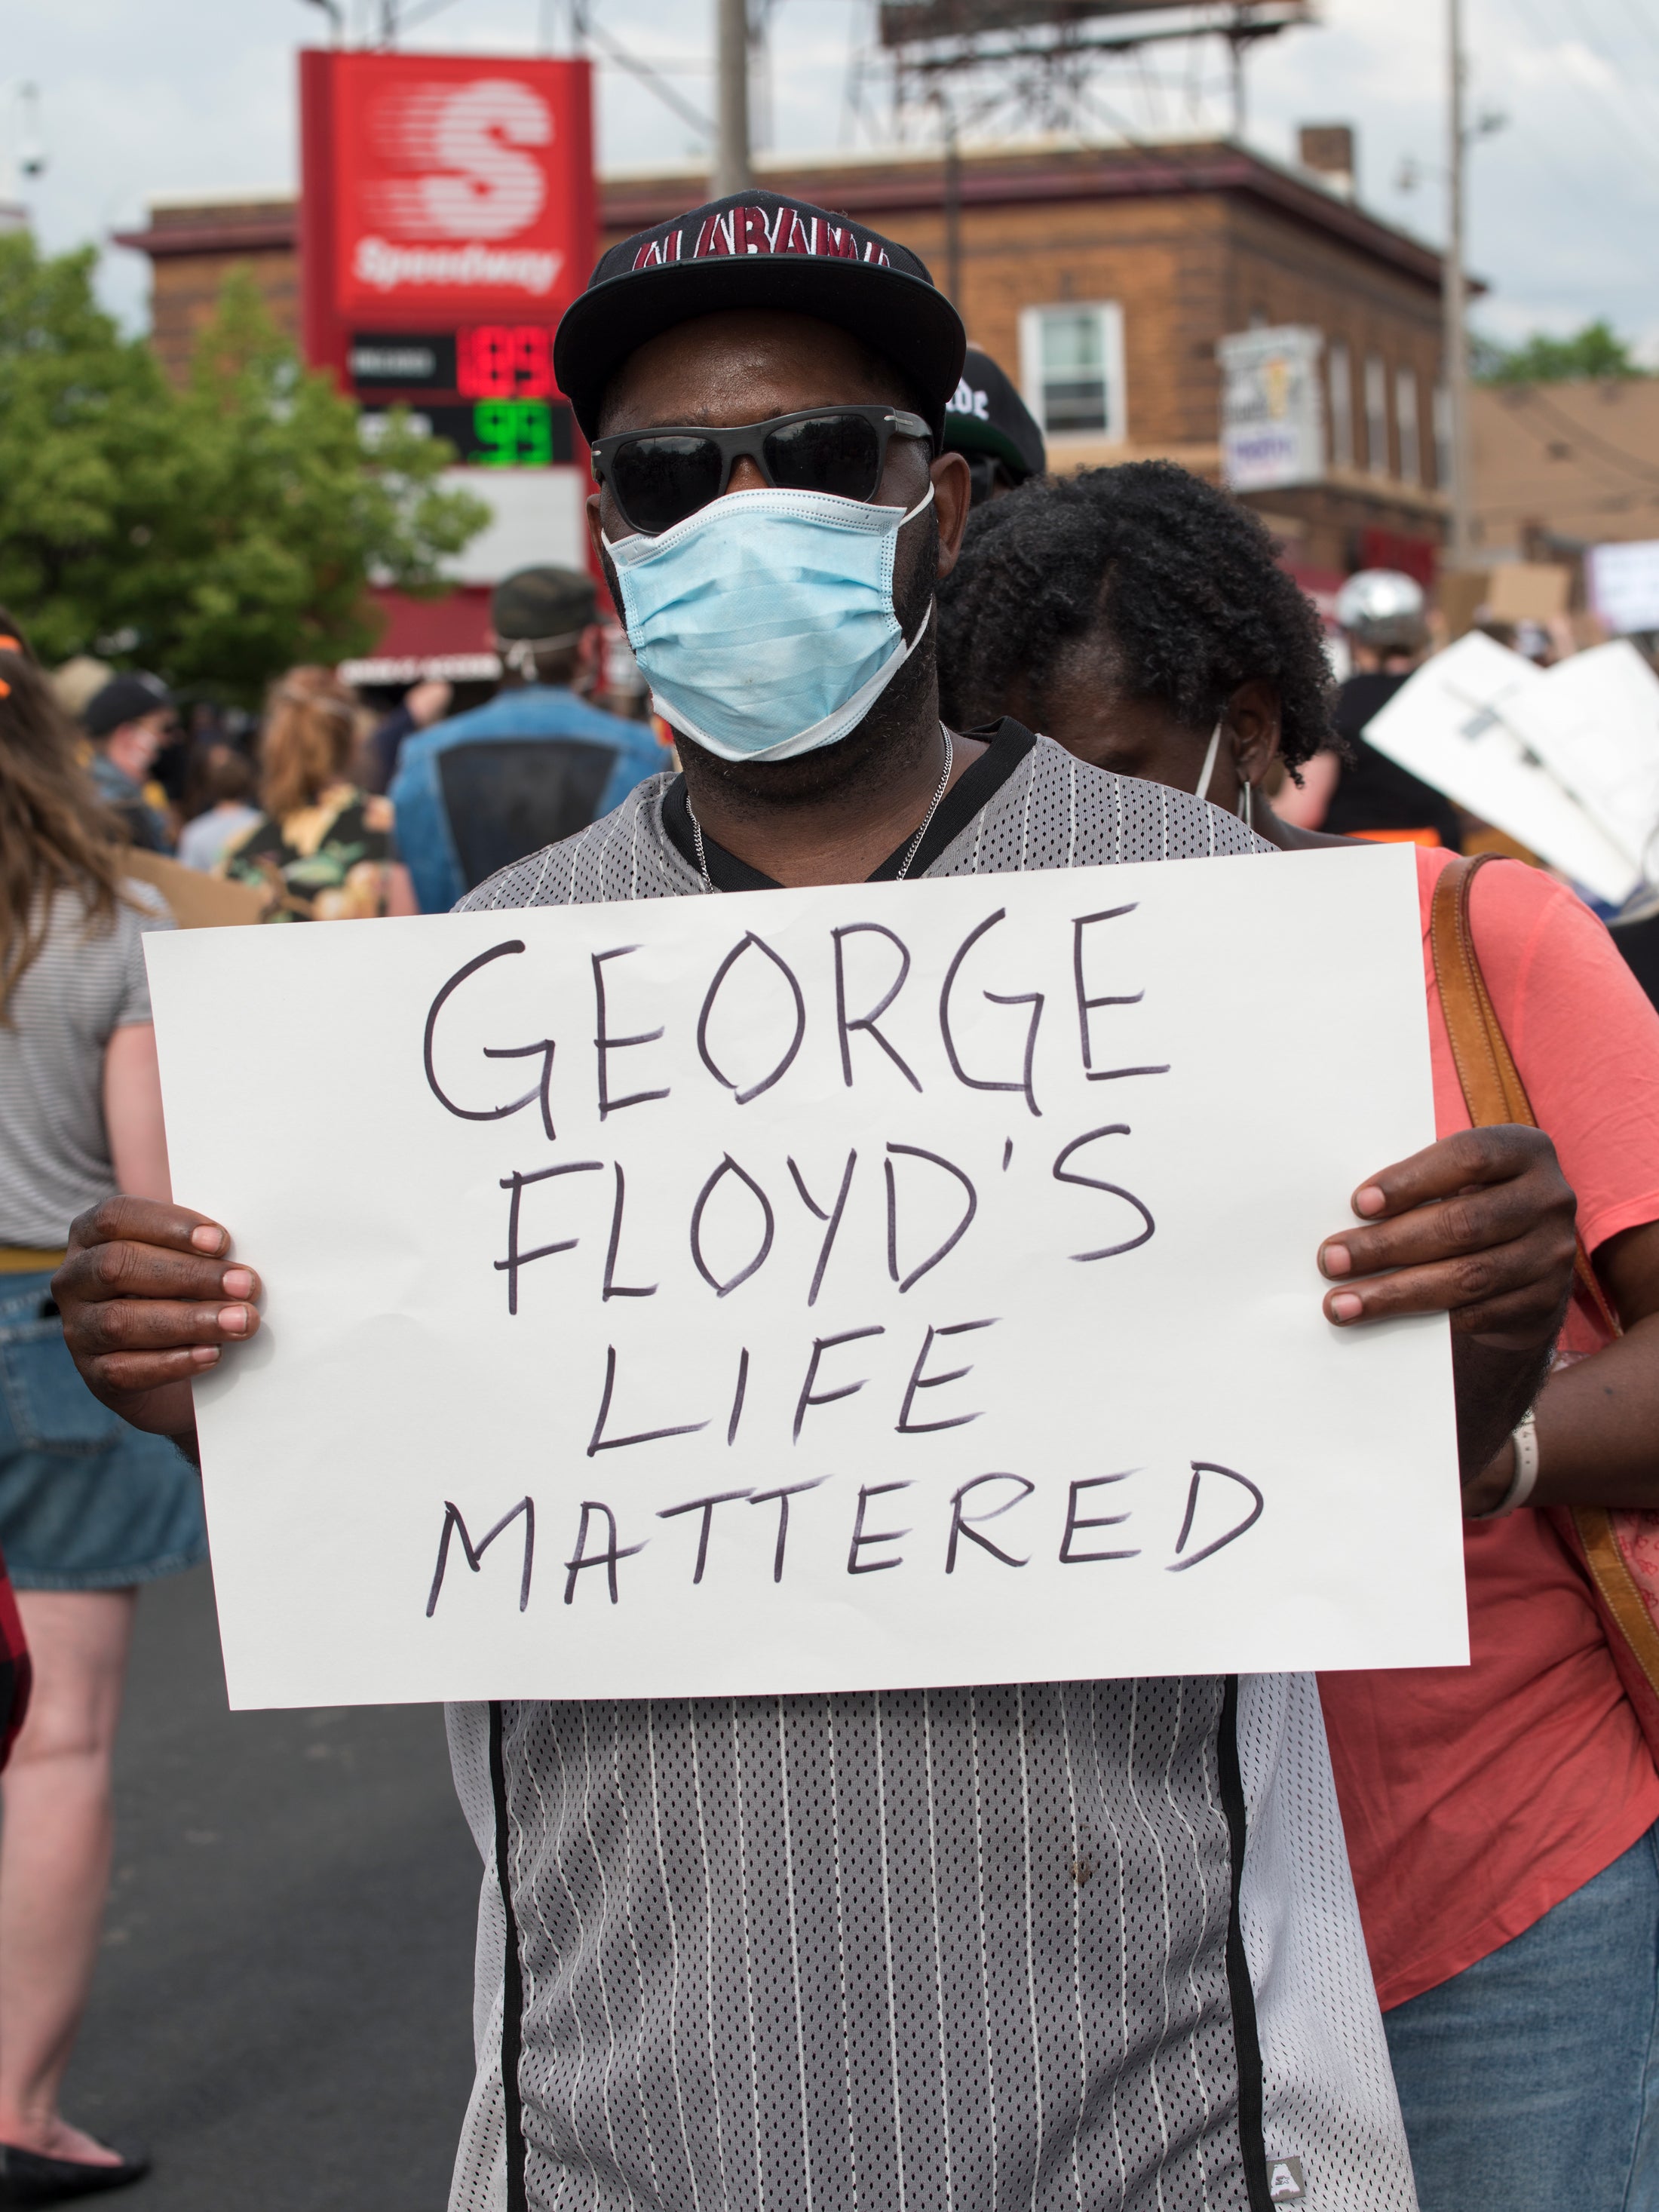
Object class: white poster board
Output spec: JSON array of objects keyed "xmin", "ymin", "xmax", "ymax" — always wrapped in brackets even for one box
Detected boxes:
[
  {"xmin": 1588, "ymin": 538, "xmax": 1659, "ymax": 637},
  {"xmin": 147, "ymin": 845, "xmax": 1465, "ymax": 1710},
  {"xmin": 1217, "ymin": 325, "xmax": 1326, "ymax": 491},
  {"xmin": 1502, "ymin": 641, "xmax": 1659, "ymax": 883},
  {"xmin": 1361, "ymin": 631, "xmax": 1640, "ymax": 904}
]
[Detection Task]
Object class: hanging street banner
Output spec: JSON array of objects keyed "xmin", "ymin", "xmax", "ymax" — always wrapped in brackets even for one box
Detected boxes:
[
  {"xmin": 146, "ymin": 843, "xmax": 1464, "ymax": 1710},
  {"xmin": 1218, "ymin": 324, "xmax": 1326, "ymax": 492}
]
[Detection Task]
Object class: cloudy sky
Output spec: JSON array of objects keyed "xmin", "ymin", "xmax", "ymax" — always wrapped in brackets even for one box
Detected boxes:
[{"xmin": 5, "ymin": 0, "xmax": 1657, "ymax": 357}]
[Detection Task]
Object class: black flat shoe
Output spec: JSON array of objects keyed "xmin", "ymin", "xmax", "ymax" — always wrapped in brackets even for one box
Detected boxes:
[{"xmin": 0, "ymin": 2146, "xmax": 149, "ymax": 2204}]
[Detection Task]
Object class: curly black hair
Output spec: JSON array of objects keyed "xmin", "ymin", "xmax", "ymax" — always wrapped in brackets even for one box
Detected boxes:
[{"xmin": 937, "ymin": 460, "xmax": 1335, "ymax": 771}]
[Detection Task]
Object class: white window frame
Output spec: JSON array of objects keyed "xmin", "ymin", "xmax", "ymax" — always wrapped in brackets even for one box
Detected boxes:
[
  {"xmin": 1018, "ymin": 302, "xmax": 1127, "ymax": 444},
  {"xmin": 1394, "ymin": 367, "xmax": 1421, "ymax": 485},
  {"xmin": 1327, "ymin": 339, "xmax": 1354, "ymax": 469},
  {"xmin": 1364, "ymin": 352, "xmax": 1391, "ymax": 478}
]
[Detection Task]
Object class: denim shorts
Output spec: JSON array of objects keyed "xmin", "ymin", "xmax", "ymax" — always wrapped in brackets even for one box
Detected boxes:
[
  {"xmin": 0, "ymin": 1270, "xmax": 207, "ymax": 1590},
  {"xmin": 1385, "ymin": 1819, "xmax": 1659, "ymax": 2210}
]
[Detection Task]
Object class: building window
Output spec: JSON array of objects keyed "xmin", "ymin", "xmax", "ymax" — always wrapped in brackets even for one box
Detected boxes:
[
  {"xmin": 1364, "ymin": 352, "xmax": 1390, "ymax": 477},
  {"xmin": 1395, "ymin": 368, "xmax": 1421, "ymax": 485},
  {"xmin": 1327, "ymin": 340, "xmax": 1354, "ymax": 468},
  {"xmin": 1019, "ymin": 304, "xmax": 1126, "ymax": 440}
]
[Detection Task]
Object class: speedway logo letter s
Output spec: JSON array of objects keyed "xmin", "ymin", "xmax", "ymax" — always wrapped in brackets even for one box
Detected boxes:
[{"xmin": 366, "ymin": 77, "xmax": 553, "ymax": 243}]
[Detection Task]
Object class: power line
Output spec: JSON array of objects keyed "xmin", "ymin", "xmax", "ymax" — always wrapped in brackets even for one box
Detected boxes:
[
  {"xmin": 1477, "ymin": 119, "xmax": 1655, "ymax": 255},
  {"xmin": 585, "ymin": 11, "xmax": 715, "ymax": 137},
  {"xmin": 1508, "ymin": 382, "xmax": 1659, "ymax": 486},
  {"xmin": 1510, "ymin": 0, "xmax": 1659, "ymax": 175},
  {"xmin": 1611, "ymin": 0, "xmax": 1659, "ymax": 60},
  {"xmin": 391, "ymin": 0, "xmax": 465, "ymax": 33}
]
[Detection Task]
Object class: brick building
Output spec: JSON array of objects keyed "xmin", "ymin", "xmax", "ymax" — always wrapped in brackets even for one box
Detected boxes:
[
  {"xmin": 1469, "ymin": 377, "xmax": 1659, "ymax": 563},
  {"xmin": 113, "ymin": 135, "xmax": 1452, "ymax": 583},
  {"xmin": 112, "ymin": 191, "xmax": 299, "ymax": 379},
  {"xmin": 606, "ymin": 142, "xmax": 1449, "ymax": 579}
]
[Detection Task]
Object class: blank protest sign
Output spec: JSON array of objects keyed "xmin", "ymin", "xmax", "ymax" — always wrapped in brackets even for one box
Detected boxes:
[{"xmin": 147, "ymin": 842, "xmax": 1464, "ymax": 1710}]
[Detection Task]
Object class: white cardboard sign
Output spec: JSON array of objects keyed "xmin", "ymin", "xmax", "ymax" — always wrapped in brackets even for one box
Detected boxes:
[
  {"xmin": 1502, "ymin": 641, "xmax": 1659, "ymax": 882},
  {"xmin": 1361, "ymin": 631, "xmax": 1639, "ymax": 904},
  {"xmin": 146, "ymin": 845, "xmax": 1466, "ymax": 1710},
  {"xmin": 1588, "ymin": 538, "xmax": 1659, "ymax": 637}
]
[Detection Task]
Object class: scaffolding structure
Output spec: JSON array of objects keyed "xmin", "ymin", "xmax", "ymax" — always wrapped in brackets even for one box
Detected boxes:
[{"xmin": 847, "ymin": 0, "xmax": 1312, "ymax": 155}]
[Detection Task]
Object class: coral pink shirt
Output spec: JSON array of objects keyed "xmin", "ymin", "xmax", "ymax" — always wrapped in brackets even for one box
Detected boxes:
[{"xmin": 1319, "ymin": 849, "xmax": 1659, "ymax": 2011}]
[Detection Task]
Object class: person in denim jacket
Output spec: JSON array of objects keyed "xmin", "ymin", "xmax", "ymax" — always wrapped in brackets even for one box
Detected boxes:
[{"xmin": 390, "ymin": 565, "xmax": 666, "ymax": 915}]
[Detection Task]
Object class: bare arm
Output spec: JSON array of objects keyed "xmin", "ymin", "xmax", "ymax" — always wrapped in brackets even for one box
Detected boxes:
[
  {"xmin": 103, "ymin": 1022, "xmax": 170, "ymax": 1204},
  {"xmin": 1462, "ymin": 1217, "xmax": 1659, "ymax": 1514},
  {"xmin": 385, "ymin": 862, "xmax": 419, "ymax": 918}
]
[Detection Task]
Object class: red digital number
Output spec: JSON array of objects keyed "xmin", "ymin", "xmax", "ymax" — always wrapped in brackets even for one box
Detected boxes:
[
  {"xmin": 514, "ymin": 327, "xmax": 554, "ymax": 398},
  {"xmin": 458, "ymin": 325, "xmax": 554, "ymax": 400}
]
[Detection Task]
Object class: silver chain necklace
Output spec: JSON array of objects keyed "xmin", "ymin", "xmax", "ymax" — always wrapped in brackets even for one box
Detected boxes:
[{"xmin": 688, "ymin": 723, "xmax": 955, "ymax": 894}]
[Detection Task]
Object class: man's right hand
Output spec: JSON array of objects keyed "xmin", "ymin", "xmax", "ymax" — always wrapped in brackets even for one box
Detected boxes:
[{"xmin": 53, "ymin": 1198, "xmax": 261, "ymax": 1443}]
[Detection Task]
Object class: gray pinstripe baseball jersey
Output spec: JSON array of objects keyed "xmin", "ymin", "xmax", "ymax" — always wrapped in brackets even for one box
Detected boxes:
[{"xmin": 443, "ymin": 728, "xmax": 1418, "ymax": 2212}]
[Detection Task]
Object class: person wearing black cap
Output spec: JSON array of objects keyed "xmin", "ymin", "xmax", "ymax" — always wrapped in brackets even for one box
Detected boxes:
[
  {"xmin": 55, "ymin": 187, "xmax": 1577, "ymax": 2212},
  {"xmin": 388, "ymin": 564, "xmax": 665, "ymax": 914},
  {"xmin": 943, "ymin": 340, "xmax": 1047, "ymax": 504},
  {"xmin": 81, "ymin": 675, "xmax": 177, "ymax": 854}
]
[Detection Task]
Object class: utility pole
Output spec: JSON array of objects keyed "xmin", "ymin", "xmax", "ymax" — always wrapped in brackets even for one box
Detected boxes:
[
  {"xmin": 938, "ymin": 93, "xmax": 962, "ymax": 308},
  {"xmin": 1443, "ymin": 0, "xmax": 1473, "ymax": 566},
  {"xmin": 715, "ymin": 0, "xmax": 752, "ymax": 198}
]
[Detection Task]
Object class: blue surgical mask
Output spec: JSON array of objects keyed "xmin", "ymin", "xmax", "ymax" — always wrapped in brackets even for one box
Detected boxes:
[{"xmin": 604, "ymin": 483, "xmax": 935, "ymax": 764}]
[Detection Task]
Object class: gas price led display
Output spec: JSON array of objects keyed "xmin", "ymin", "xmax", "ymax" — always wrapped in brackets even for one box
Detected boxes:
[{"xmin": 350, "ymin": 324, "xmax": 573, "ymax": 469}]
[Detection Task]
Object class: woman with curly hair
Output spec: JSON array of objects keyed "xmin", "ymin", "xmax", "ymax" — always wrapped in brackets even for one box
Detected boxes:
[
  {"xmin": 937, "ymin": 456, "xmax": 1338, "ymax": 840},
  {"xmin": 939, "ymin": 463, "xmax": 1659, "ymax": 2212},
  {"xmin": 0, "ymin": 612, "xmax": 200, "ymax": 2198},
  {"xmin": 220, "ymin": 667, "xmax": 416, "ymax": 922}
]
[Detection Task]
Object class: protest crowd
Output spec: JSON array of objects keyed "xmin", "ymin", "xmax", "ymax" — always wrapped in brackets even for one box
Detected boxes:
[{"xmin": 5, "ymin": 172, "xmax": 1659, "ymax": 2212}]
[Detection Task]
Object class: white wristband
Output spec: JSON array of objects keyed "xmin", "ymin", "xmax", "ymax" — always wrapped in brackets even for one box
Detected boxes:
[{"xmin": 1477, "ymin": 1407, "xmax": 1541, "ymax": 1519}]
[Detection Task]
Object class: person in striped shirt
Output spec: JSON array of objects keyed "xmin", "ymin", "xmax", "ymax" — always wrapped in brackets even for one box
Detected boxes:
[{"xmin": 53, "ymin": 192, "xmax": 1578, "ymax": 2212}]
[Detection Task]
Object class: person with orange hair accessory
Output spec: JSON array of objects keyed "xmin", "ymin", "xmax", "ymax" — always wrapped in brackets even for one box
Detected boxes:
[{"xmin": 0, "ymin": 613, "xmax": 185, "ymax": 2201}]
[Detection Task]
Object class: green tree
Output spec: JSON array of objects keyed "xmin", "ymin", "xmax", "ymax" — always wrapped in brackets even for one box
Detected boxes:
[
  {"xmin": 0, "ymin": 236, "xmax": 487, "ymax": 697},
  {"xmin": 1475, "ymin": 318, "xmax": 1650, "ymax": 386}
]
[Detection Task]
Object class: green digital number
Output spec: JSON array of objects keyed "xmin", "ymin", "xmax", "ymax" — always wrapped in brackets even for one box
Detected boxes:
[
  {"xmin": 471, "ymin": 400, "xmax": 516, "ymax": 465},
  {"xmin": 471, "ymin": 399, "xmax": 554, "ymax": 467},
  {"xmin": 520, "ymin": 400, "xmax": 552, "ymax": 466}
]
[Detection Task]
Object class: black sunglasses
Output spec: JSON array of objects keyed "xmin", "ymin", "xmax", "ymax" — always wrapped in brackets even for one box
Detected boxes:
[{"xmin": 591, "ymin": 404, "xmax": 932, "ymax": 537}]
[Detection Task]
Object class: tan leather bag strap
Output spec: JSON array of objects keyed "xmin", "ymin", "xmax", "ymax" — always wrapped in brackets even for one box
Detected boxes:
[
  {"xmin": 1429, "ymin": 857, "xmax": 1659, "ymax": 1696},
  {"xmin": 1429, "ymin": 854, "xmax": 1621, "ymax": 1336},
  {"xmin": 1429, "ymin": 854, "xmax": 1534, "ymax": 1128}
]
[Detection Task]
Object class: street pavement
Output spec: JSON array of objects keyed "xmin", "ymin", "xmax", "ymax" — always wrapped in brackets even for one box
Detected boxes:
[{"xmin": 63, "ymin": 1564, "xmax": 481, "ymax": 2210}]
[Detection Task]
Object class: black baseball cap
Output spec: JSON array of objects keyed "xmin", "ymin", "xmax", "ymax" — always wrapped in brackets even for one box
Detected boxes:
[
  {"xmin": 943, "ymin": 344, "xmax": 1046, "ymax": 481},
  {"xmin": 491, "ymin": 565, "xmax": 596, "ymax": 641},
  {"xmin": 554, "ymin": 191, "xmax": 967, "ymax": 446},
  {"xmin": 83, "ymin": 671, "xmax": 173, "ymax": 737}
]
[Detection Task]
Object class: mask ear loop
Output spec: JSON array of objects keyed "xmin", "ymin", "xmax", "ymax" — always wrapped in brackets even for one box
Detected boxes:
[{"xmin": 1194, "ymin": 719, "xmax": 1223, "ymax": 804}]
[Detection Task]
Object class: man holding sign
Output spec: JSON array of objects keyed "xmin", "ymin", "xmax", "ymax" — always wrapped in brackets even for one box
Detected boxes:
[{"xmin": 54, "ymin": 197, "xmax": 1575, "ymax": 2212}]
